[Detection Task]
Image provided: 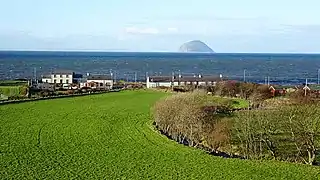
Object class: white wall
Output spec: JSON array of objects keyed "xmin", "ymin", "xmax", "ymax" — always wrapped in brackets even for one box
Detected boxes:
[
  {"xmin": 42, "ymin": 78, "xmax": 52, "ymax": 83},
  {"xmin": 51, "ymin": 74, "xmax": 73, "ymax": 84},
  {"xmin": 87, "ymin": 79, "xmax": 113, "ymax": 89},
  {"xmin": 158, "ymin": 82, "xmax": 172, "ymax": 87}
]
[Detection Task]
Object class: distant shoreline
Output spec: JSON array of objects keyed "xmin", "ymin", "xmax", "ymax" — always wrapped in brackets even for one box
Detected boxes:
[{"xmin": 0, "ymin": 50, "xmax": 320, "ymax": 55}]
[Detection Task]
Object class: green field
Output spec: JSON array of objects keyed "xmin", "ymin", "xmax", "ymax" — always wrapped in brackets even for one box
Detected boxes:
[
  {"xmin": 0, "ymin": 86, "xmax": 20, "ymax": 97},
  {"xmin": 0, "ymin": 91, "xmax": 319, "ymax": 179},
  {"xmin": 210, "ymin": 96, "xmax": 249, "ymax": 109},
  {"xmin": 0, "ymin": 86, "xmax": 27, "ymax": 98}
]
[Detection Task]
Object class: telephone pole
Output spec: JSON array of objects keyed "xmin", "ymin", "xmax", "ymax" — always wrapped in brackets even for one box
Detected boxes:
[
  {"xmin": 318, "ymin": 69, "xmax": 320, "ymax": 84},
  {"xmin": 264, "ymin": 77, "xmax": 267, "ymax": 85},
  {"xmin": 134, "ymin": 72, "xmax": 137, "ymax": 83},
  {"xmin": 243, "ymin": 69, "xmax": 246, "ymax": 82},
  {"xmin": 33, "ymin": 67, "xmax": 37, "ymax": 84},
  {"xmin": 305, "ymin": 78, "xmax": 308, "ymax": 97}
]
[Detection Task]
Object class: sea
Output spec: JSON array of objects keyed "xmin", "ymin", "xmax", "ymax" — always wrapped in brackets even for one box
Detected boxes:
[{"xmin": 1, "ymin": 51, "xmax": 320, "ymax": 85}]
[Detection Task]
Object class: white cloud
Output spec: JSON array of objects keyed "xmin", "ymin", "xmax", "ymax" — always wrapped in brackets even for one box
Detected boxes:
[
  {"xmin": 167, "ymin": 27, "xmax": 178, "ymax": 33},
  {"xmin": 125, "ymin": 27, "xmax": 160, "ymax": 35}
]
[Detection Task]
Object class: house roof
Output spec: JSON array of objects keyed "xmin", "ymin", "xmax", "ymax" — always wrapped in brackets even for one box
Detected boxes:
[
  {"xmin": 87, "ymin": 75, "xmax": 112, "ymax": 80},
  {"xmin": 178, "ymin": 76, "xmax": 222, "ymax": 82},
  {"xmin": 149, "ymin": 76, "xmax": 172, "ymax": 82},
  {"xmin": 269, "ymin": 85, "xmax": 295, "ymax": 90},
  {"xmin": 42, "ymin": 75, "xmax": 51, "ymax": 78},
  {"xmin": 52, "ymin": 70, "xmax": 74, "ymax": 75},
  {"xmin": 149, "ymin": 75, "xmax": 222, "ymax": 82}
]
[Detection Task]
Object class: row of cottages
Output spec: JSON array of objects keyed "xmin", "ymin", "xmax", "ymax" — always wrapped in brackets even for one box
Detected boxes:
[
  {"xmin": 146, "ymin": 75, "xmax": 223, "ymax": 88},
  {"xmin": 269, "ymin": 84, "xmax": 320, "ymax": 97}
]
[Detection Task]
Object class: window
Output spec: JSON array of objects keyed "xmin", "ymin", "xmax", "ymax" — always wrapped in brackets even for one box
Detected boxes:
[
  {"xmin": 54, "ymin": 80, "xmax": 57, "ymax": 83},
  {"xmin": 46, "ymin": 80, "xmax": 48, "ymax": 83},
  {"xmin": 66, "ymin": 80, "xmax": 69, "ymax": 84},
  {"xmin": 66, "ymin": 74, "xmax": 69, "ymax": 78},
  {"xmin": 54, "ymin": 74, "xmax": 56, "ymax": 78},
  {"xmin": 60, "ymin": 80, "xmax": 63, "ymax": 84},
  {"xmin": 100, "ymin": 83, "xmax": 103, "ymax": 86}
]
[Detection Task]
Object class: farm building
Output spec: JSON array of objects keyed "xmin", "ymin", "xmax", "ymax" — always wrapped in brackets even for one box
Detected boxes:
[
  {"xmin": 269, "ymin": 85, "xmax": 288, "ymax": 97},
  {"xmin": 81, "ymin": 75, "xmax": 113, "ymax": 90}
]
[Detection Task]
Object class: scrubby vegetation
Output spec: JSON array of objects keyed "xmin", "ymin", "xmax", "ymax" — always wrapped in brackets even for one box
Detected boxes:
[
  {"xmin": 154, "ymin": 91, "xmax": 320, "ymax": 165},
  {"xmin": 0, "ymin": 80, "xmax": 29, "ymax": 99},
  {"xmin": 234, "ymin": 105, "xmax": 320, "ymax": 165},
  {"xmin": 153, "ymin": 91, "xmax": 234, "ymax": 153},
  {"xmin": 1, "ymin": 91, "xmax": 320, "ymax": 179}
]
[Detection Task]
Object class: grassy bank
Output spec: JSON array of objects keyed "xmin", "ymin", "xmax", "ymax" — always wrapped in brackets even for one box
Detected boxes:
[
  {"xmin": 0, "ymin": 91, "xmax": 319, "ymax": 179},
  {"xmin": 0, "ymin": 86, "xmax": 27, "ymax": 98}
]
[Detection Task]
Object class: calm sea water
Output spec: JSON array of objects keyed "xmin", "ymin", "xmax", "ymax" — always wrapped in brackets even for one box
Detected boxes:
[{"xmin": 1, "ymin": 51, "xmax": 320, "ymax": 85}]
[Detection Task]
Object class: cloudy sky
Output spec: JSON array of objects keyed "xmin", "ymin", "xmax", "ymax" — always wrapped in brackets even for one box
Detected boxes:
[{"xmin": 0, "ymin": 0, "xmax": 320, "ymax": 52}]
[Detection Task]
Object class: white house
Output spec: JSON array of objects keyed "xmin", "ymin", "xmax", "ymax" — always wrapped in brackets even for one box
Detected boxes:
[
  {"xmin": 146, "ymin": 76, "xmax": 173, "ymax": 88},
  {"xmin": 146, "ymin": 75, "xmax": 221, "ymax": 88},
  {"xmin": 41, "ymin": 70, "xmax": 74, "ymax": 84},
  {"xmin": 84, "ymin": 75, "xmax": 113, "ymax": 90}
]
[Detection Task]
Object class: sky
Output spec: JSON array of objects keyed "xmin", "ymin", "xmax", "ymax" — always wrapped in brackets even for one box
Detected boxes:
[{"xmin": 0, "ymin": 0, "xmax": 320, "ymax": 52}]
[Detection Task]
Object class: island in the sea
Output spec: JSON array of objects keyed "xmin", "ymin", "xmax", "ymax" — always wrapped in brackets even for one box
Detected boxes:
[{"xmin": 179, "ymin": 40, "xmax": 215, "ymax": 53}]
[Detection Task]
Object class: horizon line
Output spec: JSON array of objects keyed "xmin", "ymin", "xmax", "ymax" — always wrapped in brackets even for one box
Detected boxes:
[{"xmin": 0, "ymin": 49, "xmax": 320, "ymax": 55}]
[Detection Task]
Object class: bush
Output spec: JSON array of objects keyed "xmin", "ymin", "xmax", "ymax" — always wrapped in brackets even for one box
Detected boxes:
[
  {"xmin": 153, "ymin": 90, "xmax": 232, "ymax": 152},
  {"xmin": 233, "ymin": 104, "xmax": 320, "ymax": 164}
]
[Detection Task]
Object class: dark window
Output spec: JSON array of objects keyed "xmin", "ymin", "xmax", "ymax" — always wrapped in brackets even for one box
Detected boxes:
[
  {"xmin": 66, "ymin": 74, "xmax": 69, "ymax": 78},
  {"xmin": 60, "ymin": 80, "xmax": 63, "ymax": 84},
  {"xmin": 54, "ymin": 74, "xmax": 56, "ymax": 78},
  {"xmin": 54, "ymin": 80, "xmax": 57, "ymax": 83},
  {"xmin": 46, "ymin": 80, "xmax": 48, "ymax": 83},
  {"xmin": 100, "ymin": 83, "xmax": 103, "ymax": 86},
  {"xmin": 66, "ymin": 80, "xmax": 69, "ymax": 84}
]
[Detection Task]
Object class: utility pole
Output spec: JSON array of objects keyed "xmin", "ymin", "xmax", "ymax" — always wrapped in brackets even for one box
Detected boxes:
[
  {"xmin": 33, "ymin": 67, "xmax": 37, "ymax": 84},
  {"xmin": 243, "ymin": 69, "xmax": 246, "ymax": 82},
  {"xmin": 264, "ymin": 77, "xmax": 267, "ymax": 85},
  {"xmin": 318, "ymin": 69, "xmax": 320, "ymax": 84},
  {"xmin": 171, "ymin": 71, "xmax": 175, "ymax": 89},
  {"xmin": 134, "ymin": 72, "xmax": 137, "ymax": 83},
  {"xmin": 306, "ymin": 78, "xmax": 308, "ymax": 86},
  {"xmin": 305, "ymin": 78, "xmax": 308, "ymax": 97},
  {"xmin": 267, "ymin": 76, "xmax": 270, "ymax": 86},
  {"xmin": 178, "ymin": 70, "xmax": 181, "ymax": 86},
  {"xmin": 145, "ymin": 72, "xmax": 148, "ymax": 83}
]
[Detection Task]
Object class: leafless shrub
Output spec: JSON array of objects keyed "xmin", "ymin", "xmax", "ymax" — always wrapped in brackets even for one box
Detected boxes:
[
  {"xmin": 233, "ymin": 104, "xmax": 320, "ymax": 164},
  {"xmin": 153, "ymin": 90, "xmax": 232, "ymax": 152}
]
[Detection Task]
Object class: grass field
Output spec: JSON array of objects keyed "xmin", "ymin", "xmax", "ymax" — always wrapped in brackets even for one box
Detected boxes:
[
  {"xmin": 0, "ymin": 91, "xmax": 319, "ymax": 179},
  {"xmin": 0, "ymin": 86, "xmax": 21, "ymax": 97},
  {"xmin": 210, "ymin": 96, "xmax": 249, "ymax": 109}
]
